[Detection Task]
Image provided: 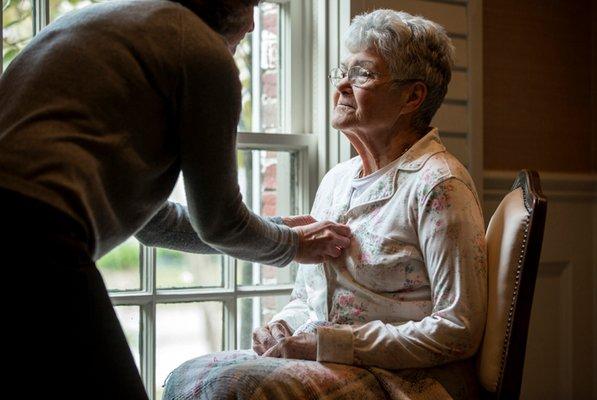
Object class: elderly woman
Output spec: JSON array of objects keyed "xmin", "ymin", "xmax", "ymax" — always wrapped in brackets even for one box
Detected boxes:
[
  {"xmin": 252, "ymin": 9, "xmax": 487, "ymax": 371},
  {"xmin": 164, "ymin": 9, "xmax": 486, "ymax": 400}
]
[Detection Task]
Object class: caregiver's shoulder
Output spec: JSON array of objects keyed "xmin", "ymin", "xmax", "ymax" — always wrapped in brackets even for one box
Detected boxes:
[{"xmin": 64, "ymin": 0, "xmax": 229, "ymax": 56}]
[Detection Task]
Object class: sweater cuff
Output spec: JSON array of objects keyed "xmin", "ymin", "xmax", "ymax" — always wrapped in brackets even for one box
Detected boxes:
[
  {"xmin": 286, "ymin": 226, "xmax": 299, "ymax": 265},
  {"xmin": 267, "ymin": 216, "xmax": 284, "ymax": 225},
  {"xmin": 316, "ymin": 325, "xmax": 353, "ymax": 365}
]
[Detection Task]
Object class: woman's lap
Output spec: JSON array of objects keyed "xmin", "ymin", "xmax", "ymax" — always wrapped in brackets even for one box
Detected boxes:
[
  {"xmin": 162, "ymin": 350, "xmax": 387, "ymax": 400},
  {"xmin": 162, "ymin": 351, "xmax": 479, "ymax": 400}
]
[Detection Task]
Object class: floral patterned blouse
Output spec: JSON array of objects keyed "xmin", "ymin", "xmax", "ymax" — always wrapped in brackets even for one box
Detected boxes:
[{"xmin": 271, "ymin": 129, "xmax": 487, "ymax": 370}]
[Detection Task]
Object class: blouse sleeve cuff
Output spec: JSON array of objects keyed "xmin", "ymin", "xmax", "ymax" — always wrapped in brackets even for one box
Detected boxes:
[{"xmin": 316, "ymin": 325, "xmax": 353, "ymax": 365}]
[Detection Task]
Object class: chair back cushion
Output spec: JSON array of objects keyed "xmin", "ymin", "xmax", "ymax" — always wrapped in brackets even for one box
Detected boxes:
[{"xmin": 477, "ymin": 187, "xmax": 530, "ymax": 392}]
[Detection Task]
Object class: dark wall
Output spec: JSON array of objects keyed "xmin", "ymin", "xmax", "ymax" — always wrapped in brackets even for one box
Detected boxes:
[
  {"xmin": 592, "ymin": 0, "xmax": 597, "ymax": 172},
  {"xmin": 484, "ymin": 0, "xmax": 594, "ymax": 172}
]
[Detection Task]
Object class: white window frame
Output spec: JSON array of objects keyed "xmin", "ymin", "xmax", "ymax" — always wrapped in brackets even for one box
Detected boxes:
[{"xmin": 1, "ymin": 1, "xmax": 332, "ymax": 399}]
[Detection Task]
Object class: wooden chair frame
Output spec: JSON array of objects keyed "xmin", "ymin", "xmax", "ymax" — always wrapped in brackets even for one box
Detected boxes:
[{"xmin": 481, "ymin": 170, "xmax": 548, "ymax": 400}]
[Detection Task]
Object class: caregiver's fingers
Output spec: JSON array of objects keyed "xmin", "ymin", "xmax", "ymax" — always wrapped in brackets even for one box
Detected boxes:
[
  {"xmin": 327, "ymin": 223, "xmax": 352, "ymax": 238},
  {"xmin": 281, "ymin": 215, "xmax": 317, "ymax": 228},
  {"xmin": 292, "ymin": 221, "xmax": 352, "ymax": 263},
  {"xmin": 327, "ymin": 229, "xmax": 351, "ymax": 251},
  {"xmin": 318, "ymin": 229, "xmax": 351, "ymax": 259}
]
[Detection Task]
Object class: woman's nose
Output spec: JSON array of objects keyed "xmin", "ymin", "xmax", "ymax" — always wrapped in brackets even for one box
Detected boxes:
[{"xmin": 336, "ymin": 75, "xmax": 353, "ymax": 94}]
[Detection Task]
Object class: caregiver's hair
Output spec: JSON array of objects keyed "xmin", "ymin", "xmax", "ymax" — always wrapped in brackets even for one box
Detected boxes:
[
  {"xmin": 346, "ymin": 9, "xmax": 455, "ymax": 132},
  {"xmin": 174, "ymin": 0, "xmax": 260, "ymax": 38}
]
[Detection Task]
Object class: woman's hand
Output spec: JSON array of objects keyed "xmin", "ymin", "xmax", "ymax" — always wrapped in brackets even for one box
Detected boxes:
[
  {"xmin": 292, "ymin": 221, "xmax": 352, "ymax": 264},
  {"xmin": 252, "ymin": 320, "xmax": 293, "ymax": 355},
  {"xmin": 262, "ymin": 333, "xmax": 317, "ymax": 361}
]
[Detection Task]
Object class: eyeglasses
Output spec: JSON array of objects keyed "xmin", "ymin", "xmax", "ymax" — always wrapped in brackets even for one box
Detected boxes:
[
  {"xmin": 328, "ymin": 66, "xmax": 378, "ymax": 88},
  {"xmin": 328, "ymin": 66, "xmax": 421, "ymax": 88}
]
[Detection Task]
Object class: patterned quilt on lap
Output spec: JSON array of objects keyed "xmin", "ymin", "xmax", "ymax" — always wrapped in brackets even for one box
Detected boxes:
[{"xmin": 161, "ymin": 350, "xmax": 479, "ymax": 400}]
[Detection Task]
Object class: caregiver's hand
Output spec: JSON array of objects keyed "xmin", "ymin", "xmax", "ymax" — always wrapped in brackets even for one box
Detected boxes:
[
  {"xmin": 252, "ymin": 320, "xmax": 293, "ymax": 355},
  {"xmin": 281, "ymin": 214, "xmax": 317, "ymax": 227},
  {"xmin": 292, "ymin": 220, "xmax": 352, "ymax": 263}
]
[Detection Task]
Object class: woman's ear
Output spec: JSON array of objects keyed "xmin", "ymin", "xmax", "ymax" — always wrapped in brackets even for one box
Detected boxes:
[{"xmin": 401, "ymin": 82, "xmax": 427, "ymax": 115}]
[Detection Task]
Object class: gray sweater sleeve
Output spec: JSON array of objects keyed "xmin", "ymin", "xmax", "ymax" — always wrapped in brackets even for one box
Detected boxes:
[
  {"xmin": 135, "ymin": 201, "xmax": 284, "ymax": 254},
  {"xmin": 173, "ymin": 14, "xmax": 298, "ymax": 267}
]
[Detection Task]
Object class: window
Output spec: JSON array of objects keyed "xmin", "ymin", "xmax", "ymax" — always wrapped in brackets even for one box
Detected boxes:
[
  {"xmin": 2, "ymin": 0, "xmax": 33, "ymax": 71},
  {"xmin": 2, "ymin": 1, "xmax": 319, "ymax": 399}
]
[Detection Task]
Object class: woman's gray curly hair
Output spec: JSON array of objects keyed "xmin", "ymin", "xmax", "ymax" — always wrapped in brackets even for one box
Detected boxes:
[{"xmin": 346, "ymin": 9, "xmax": 455, "ymax": 133}]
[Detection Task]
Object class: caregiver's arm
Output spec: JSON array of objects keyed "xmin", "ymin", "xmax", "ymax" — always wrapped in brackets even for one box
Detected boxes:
[
  {"xmin": 176, "ymin": 18, "xmax": 349, "ymax": 267},
  {"xmin": 316, "ymin": 178, "xmax": 488, "ymax": 369},
  {"xmin": 135, "ymin": 201, "xmax": 286, "ymax": 254}
]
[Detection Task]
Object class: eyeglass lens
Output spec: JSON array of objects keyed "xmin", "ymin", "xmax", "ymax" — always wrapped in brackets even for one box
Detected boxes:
[{"xmin": 328, "ymin": 66, "xmax": 370, "ymax": 87}]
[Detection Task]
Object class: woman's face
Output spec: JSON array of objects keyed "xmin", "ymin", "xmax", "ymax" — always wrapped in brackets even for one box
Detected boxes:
[{"xmin": 331, "ymin": 49, "xmax": 406, "ymax": 135}]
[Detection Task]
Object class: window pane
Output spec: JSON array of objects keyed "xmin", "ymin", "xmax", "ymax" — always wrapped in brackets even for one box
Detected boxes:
[
  {"xmin": 237, "ymin": 149, "xmax": 298, "ymax": 285},
  {"xmin": 97, "ymin": 237, "xmax": 141, "ymax": 291},
  {"xmin": 237, "ymin": 260, "xmax": 298, "ymax": 286},
  {"xmin": 2, "ymin": 0, "xmax": 33, "ymax": 71},
  {"xmin": 237, "ymin": 295, "xmax": 290, "ymax": 349},
  {"xmin": 157, "ymin": 250, "xmax": 223, "ymax": 289},
  {"xmin": 237, "ymin": 149, "xmax": 298, "ymax": 220},
  {"xmin": 234, "ymin": 2, "xmax": 281, "ymax": 133},
  {"xmin": 49, "ymin": 0, "xmax": 104, "ymax": 22},
  {"xmin": 115, "ymin": 305, "xmax": 140, "ymax": 370},
  {"xmin": 156, "ymin": 175, "xmax": 224, "ymax": 288},
  {"xmin": 156, "ymin": 302, "xmax": 223, "ymax": 399}
]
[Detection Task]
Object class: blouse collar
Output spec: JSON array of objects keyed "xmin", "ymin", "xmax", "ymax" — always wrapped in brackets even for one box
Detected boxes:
[{"xmin": 342, "ymin": 128, "xmax": 447, "ymax": 211}]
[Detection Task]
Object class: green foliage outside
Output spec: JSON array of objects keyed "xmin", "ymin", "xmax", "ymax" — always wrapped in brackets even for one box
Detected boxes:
[
  {"xmin": 95, "ymin": 238, "xmax": 141, "ymax": 271},
  {"xmin": 157, "ymin": 249, "xmax": 222, "ymax": 288},
  {"xmin": 234, "ymin": 35, "xmax": 253, "ymax": 131},
  {"xmin": 3, "ymin": 0, "xmax": 32, "ymax": 70}
]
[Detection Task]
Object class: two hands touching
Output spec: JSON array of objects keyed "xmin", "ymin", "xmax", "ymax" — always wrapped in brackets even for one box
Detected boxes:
[
  {"xmin": 252, "ymin": 320, "xmax": 317, "ymax": 361},
  {"xmin": 284, "ymin": 215, "xmax": 352, "ymax": 264}
]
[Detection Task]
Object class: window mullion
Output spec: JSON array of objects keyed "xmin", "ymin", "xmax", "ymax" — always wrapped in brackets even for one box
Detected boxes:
[
  {"xmin": 33, "ymin": 0, "xmax": 49, "ymax": 34},
  {"xmin": 236, "ymin": 285, "xmax": 294, "ymax": 297},
  {"xmin": 141, "ymin": 246, "xmax": 156, "ymax": 400},
  {"xmin": 237, "ymin": 132, "xmax": 316, "ymax": 150},
  {"xmin": 251, "ymin": 6, "xmax": 262, "ymax": 132},
  {"xmin": 224, "ymin": 256, "xmax": 237, "ymax": 350},
  {"xmin": 1, "ymin": 3, "xmax": 3, "ymax": 73},
  {"xmin": 250, "ymin": 151, "xmax": 263, "ymax": 332},
  {"xmin": 283, "ymin": 0, "xmax": 306, "ymax": 133}
]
